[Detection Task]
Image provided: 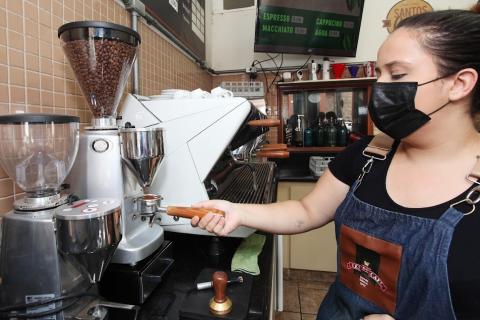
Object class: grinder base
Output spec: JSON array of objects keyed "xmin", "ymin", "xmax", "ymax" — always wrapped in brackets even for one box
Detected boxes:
[{"xmin": 98, "ymin": 240, "xmax": 173, "ymax": 304}]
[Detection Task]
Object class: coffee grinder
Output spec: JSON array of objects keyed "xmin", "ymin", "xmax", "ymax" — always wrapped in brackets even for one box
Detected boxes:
[
  {"xmin": 0, "ymin": 114, "xmax": 130, "ymax": 319},
  {"xmin": 57, "ymin": 21, "xmax": 164, "ymax": 267},
  {"xmin": 58, "ymin": 21, "xmax": 176, "ymax": 305}
]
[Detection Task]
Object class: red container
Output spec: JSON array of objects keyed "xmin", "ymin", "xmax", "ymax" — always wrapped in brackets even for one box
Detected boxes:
[{"xmin": 331, "ymin": 63, "xmax": 346, "ymax": 79}]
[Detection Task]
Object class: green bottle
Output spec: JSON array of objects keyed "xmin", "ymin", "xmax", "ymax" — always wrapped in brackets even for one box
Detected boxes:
[
  {"xmin": 316, "ymin": 120, "xmax": 325, "ymax": 146},
  {"xmin": 304, "ymin": 125, "xmax": 313, "ymax": 147},
  {"xmin": 325, "ymin": 119, "xmax": 337, "ymax": 147},
  {"xmin": 337, "ymin": 118, "xmax": 349, "ymax": 147}
]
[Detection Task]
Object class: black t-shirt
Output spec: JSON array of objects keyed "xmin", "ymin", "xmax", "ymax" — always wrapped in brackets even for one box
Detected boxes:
[{"xmin": 328, "ymin": 136, "xmax": 480, "ymax": 319}]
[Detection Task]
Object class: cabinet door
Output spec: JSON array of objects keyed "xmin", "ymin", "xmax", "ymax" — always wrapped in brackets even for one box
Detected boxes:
[{"xmin": 278, "ymin": 182, "xmax": 337, "ymax": 272}]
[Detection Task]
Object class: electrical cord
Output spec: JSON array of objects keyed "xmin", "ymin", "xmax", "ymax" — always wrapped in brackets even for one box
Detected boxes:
[
  {"xmin": 295, "ymin": 55, "xmax": 313, "ymax": 74},
  {"xmin": 269, "ymin": 53, "xmax": 283, "ymax": 89},
  {"xmin": 250, "ymin": 59, "xmax": 271, "ymax": 93}
]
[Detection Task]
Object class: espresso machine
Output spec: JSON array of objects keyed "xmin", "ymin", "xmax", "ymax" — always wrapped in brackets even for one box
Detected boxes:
[{"xmin": 0, "ymin": 113, "xmax": 130, "ymax": 319}]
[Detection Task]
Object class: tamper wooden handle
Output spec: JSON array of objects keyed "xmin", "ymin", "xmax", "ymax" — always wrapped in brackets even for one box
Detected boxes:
[
  {"xmin": 212, "ymin": 271, "xmax": 228, "ymax": 303},
  {"xmin": 166, "ymin": 207, "xmax": 225, "ymax": 219},
  {"xmin": 209, "ymin": 271, "xmax": 233, "ymax": 315}
]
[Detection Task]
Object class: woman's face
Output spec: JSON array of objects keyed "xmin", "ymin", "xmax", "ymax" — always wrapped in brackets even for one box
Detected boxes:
[{"xmin": 375, "ymin": 27, "xmax": 450, "ymax": 116}]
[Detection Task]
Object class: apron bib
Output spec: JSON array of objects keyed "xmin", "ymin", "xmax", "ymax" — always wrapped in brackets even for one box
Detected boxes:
[{"xmin": 317, "ymin": 135, "xmax": 478, "ymax": 320}]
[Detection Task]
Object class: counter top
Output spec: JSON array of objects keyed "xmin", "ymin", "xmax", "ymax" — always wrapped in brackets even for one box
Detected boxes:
[
  {"xmin": 138, "ymin": 231, "xmax": 274, "ymax": 320},
  {"xmin": 276, "ymin": 167, "xmax": 319, "ymax": 182}
]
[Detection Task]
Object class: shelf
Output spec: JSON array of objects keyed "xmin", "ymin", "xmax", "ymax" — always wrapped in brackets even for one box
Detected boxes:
[{"xmin": 287, "ymin": 147, "xmax": 345, "ymax": 153}]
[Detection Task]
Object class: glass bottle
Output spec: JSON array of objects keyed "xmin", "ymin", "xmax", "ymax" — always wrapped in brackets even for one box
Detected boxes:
[
  {"xmin": 337, "ymin": 118, "xmax": 349, "ymax": 147},
  {"xmin": 315, "ymin": 119, "xmax": 325, "ymax": 147},
  {"xmin": 294, "ymin": 114, "xmax": 304, "ymax": 147},
  {"xmin": 304, "ymin": 121, "xmax": 313, "ymax": 147},
  {"xmin": 325, "ymin": 118, "xmax": 337, "ymax": 147}
]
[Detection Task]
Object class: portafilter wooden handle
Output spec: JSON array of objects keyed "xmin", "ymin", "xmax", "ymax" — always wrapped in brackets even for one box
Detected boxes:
[
  {"xmin": 256, "ymin": 150, "xmax": 290, "ymax": 158},
  {"xmin": 247, "ymin": 119, "xmax": 281, "ymax": 127},
  {"xmin": 260, "ymin": 143, "xmax": 288, "ymax": 151},
  {"xmin": 166, "ymin": 206, "xmax": 225, "ymax": 219}
]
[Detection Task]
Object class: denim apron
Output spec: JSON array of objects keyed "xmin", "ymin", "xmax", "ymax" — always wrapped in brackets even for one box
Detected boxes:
[{"xmin": 317, "ymin": 135, "xmax": 479, "ymax": 320}]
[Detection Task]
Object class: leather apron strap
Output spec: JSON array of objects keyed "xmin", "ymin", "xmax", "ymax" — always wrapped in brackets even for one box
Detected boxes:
[{"xmin": 363, "ymin": 134, "xmax": 395, "ymax": 160}]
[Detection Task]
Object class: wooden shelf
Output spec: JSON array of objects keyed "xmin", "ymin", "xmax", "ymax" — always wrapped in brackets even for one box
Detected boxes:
[{"xmin": 287, "ymin": 147, "xmax": 345, "ymax": 153}]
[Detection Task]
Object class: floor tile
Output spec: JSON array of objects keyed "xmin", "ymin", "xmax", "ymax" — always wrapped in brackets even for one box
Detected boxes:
[
  {"xmin": 275, "ymin": 311, "xmax": 301, "ymax": 320},
  {"xmin": 301, "ymin": 314, "xmax": 317, "ymax": 320},
  {"xmin": 299, "ymin": 287, "xmax": 328, "ymax": 314},
  {"xmin": 284, "ymin": 284, "xmax": 300, "ymax": 312},
  {"xmin": 284, "ymin": 279, "xmax": 298, "ymax": 287},
  {"xmin": 297, "ymin": 280, "xmax": 333, "ymax": 290}
]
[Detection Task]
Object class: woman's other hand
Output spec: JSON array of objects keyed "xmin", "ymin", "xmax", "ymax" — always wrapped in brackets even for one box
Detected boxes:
[{"xmin": 190, "ymin": 200, "xmax": 241, "ymax": 236}]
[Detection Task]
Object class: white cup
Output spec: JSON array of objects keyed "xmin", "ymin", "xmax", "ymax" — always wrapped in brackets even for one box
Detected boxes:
[{"xmin": 211, "ymin": 87, "xmax": 234, "ymax": 98}]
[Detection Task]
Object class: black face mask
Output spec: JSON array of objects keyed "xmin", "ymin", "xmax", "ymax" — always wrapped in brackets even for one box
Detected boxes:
[{"xmin": 368, "ymin": 77, "xmax": 450, "ymax": 140}]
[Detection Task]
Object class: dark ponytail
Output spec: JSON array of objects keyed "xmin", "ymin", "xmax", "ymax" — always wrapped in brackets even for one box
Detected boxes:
[{"xmin": 396, "ymin": 7, "xmax": 480, "ymax": 115}]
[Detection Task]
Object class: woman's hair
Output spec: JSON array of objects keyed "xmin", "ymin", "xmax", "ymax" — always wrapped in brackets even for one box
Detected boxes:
[{"xmin": 397, "ymin": 5, "xmax": 480, "ymax": 114}]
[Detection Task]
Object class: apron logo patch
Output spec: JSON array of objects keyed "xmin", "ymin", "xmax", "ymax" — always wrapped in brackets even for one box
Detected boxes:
[
  {"xmin": 346, "ymin": 261, "xmax": 388, "ymax": 292},
  {"xmin": 339, "ymin": 224, "xmax": 402, "ymax": 314}
]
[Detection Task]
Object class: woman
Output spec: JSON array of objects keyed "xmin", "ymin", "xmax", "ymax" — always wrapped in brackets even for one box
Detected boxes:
[{"xmin": 192, "ymin": 7, "xmax": 480, "ymax": 319}]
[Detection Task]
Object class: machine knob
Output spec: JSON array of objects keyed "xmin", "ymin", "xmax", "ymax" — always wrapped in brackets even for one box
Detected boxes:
[{"xmin": 92, "ymin": 139, "xmax": 109, "ymax": 153}]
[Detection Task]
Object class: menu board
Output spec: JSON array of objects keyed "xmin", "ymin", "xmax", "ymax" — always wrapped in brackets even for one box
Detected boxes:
[
  {"xmin": 142, "ymin": 0, "xmax": 206, "ymax": 61},
  {"xmin": 255, "ymin": 0, "xmax": 365, "ymax": 57}
]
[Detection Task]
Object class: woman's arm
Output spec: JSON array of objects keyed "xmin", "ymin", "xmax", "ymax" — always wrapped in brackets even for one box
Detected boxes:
[{"xmin": 192, "ymin": 168, "xmax": 350, "ymax": 236}]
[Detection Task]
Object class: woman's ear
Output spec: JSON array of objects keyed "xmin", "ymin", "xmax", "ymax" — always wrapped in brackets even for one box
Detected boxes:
[{"xmin": 449, "ymin": 68, "xmax": 478, "ymax": 102}]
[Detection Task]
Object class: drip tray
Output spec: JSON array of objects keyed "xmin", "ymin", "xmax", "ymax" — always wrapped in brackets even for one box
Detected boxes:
[{"xmin": 98, "ymin": 241, "xmax": 173, "ymax": 305}]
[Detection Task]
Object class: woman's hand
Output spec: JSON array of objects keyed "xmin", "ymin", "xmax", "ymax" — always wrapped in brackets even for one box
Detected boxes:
[
  {"xmin": 190, "ymin": 200, "xmax": 242, "ymax": 236},
  {"xmin": 363, "ymin": 314, "xmax": 395, "ymax": 320}
]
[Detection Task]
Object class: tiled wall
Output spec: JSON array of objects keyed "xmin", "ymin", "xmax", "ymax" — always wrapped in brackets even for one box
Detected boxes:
[{"xmin": 0, "ymin": 0, "xmax": 213, "ymax": 215}]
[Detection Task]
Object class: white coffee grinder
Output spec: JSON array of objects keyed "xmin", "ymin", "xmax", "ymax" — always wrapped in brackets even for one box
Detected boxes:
[
  {"xmin": 0, "ymin": 114, "xmax": 131, "ymax": 319},
  {"xmin": 59, "ymin": 22, "xmax": 222, "ymax": 304}
]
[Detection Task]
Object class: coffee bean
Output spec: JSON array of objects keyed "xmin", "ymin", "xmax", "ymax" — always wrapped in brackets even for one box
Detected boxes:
[{"xmin": 62, "ymin": 39, "xmax": 137, "ymax": 117}]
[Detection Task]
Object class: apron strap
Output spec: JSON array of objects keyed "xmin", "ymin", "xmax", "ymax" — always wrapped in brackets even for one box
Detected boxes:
[
  {"xmin": 354, "ymin": 134, "xmax": 395, "ymax": 189},
  {"xmin": 362, "ymin": 133, "xmax": 395, "ymax": 160},
  {"xmin": 450, "ymin": 156, "xmax": 480, "ymax": 215}
]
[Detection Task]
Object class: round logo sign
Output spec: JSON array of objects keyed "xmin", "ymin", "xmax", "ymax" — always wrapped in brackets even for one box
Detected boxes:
[{"xmin": 383, "ymin": 0, "xmax": 433, "ymax": 33}]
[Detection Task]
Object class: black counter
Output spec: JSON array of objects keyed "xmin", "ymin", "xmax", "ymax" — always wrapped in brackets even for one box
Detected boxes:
[
  {"xmin": 138, "ymin": 232, "xmax": 274, "ymax": 320},
  {"xmin": 273, "ymin": 153, "xmax": 327, "ymax": 182}
]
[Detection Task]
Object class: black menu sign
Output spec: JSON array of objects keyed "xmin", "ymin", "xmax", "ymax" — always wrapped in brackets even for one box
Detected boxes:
[{"xmin": 142, "ymin": 0, "xmax": 206, "ymax": 61}]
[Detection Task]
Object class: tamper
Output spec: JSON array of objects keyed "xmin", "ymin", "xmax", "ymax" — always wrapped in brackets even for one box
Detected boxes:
[{"xmin": 209, "ymin": 271, "xmax": 233, "ymax": 315}]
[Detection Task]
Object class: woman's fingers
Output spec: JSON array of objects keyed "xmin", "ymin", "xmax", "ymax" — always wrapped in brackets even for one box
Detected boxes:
[
  {"xmin": 190, "ymin": 215, "xmax": 200, "ymax": 226},
  {"xmin": 205, "ymin": 214, "xmax": 222, "ymax": 233},
  {"xmin": 213, "ymin": 217, "xmax": 225, "ymax": 235},
  {"xmin": 197, "ymin": 212, "xmax": 215, "ymax": 229}
]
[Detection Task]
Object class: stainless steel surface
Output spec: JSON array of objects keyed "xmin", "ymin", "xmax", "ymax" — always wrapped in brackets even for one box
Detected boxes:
[
  {"xmin": 136, "ymin": 194, "xmax": 162, "ymax": 215},
  {"xmin": 119, "ymin": 127, "xmax": 164, "ymax": 189},
  {"xmin": 55, "ymin": 199, "xmax": 122, "ymax": 283},
  {"xmin": 0, "ymin": 209, "xmax": 87, "ymax": 310},
  {"xmin": 13, "ymin": 193, "xmax": 69, "ymax": 211},
  {"xmin": 88, "ymin": 117, "xmax": 117, "ymax": 129},
  {"xmin": 132, "ymin": 10, "xmax": 140, "ymax": 95},
  {"xmin": 212, "ymin": 162, "xmax": 276, "ymax": 204}
]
